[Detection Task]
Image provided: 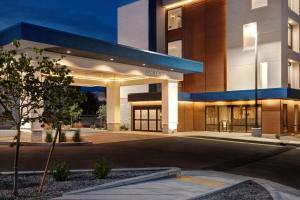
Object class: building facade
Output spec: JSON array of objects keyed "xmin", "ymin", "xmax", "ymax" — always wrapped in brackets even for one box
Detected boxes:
[{"xmin": 118, "ymin": 0, "xmax": 300, "ymax": 135}]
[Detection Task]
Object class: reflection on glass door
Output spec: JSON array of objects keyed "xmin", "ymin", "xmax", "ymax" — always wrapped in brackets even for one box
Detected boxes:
[
  {"xmin": 133, "ymin": 106, "xmax": 162, "ymax": 132},
  {"xmin": 205, "ymin": 105, "xmax": 261, "ymax": 133},
  {"xmin": 232, "ymin": 106, "xmax": 247, "ymax": 132}
]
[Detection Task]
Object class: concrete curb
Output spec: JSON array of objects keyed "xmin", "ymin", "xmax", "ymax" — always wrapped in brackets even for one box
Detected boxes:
[
  {"xmin": 186, "ymin": 180, "xmax": 249, "ymax": 200},
  {"xmin": 188, "ymin": 135, "xmax": 300, "ymax": 147},
  {"xmin": 259, "ymin": 183, "xmax": 283, "ymax": 200},
  {"xmin": 0, "ymin": 141, "xmax": 92, "ymax": 147},
  {"xmin": 0, "ymin": 167, "xmax": 179, "ymax": 175},
  {"xmin": 183, "ymin": 170, "xmax": 300, "ymax": 200},
  {"xmin": 187, "ymin": 179, "xmax": 280, "ymax": 200},
  {"xmin": 62, "ymin": 167, "xmax": 181, "ymax": 196}
]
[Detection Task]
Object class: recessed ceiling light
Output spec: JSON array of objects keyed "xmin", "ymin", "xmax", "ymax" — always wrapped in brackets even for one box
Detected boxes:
[
  {"xmin": 110, "ymin": 58, "xmax": 114, "ymax": 61},
  {"xmin": 66, "ymin": 50, "xmax": 72, "ymax": 54}
]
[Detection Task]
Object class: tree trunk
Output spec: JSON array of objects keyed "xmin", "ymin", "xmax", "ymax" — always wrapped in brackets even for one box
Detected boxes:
[
  {"xmin": 39, "ymin": 123, "xmax": 61, "ymax": 193},
  {"xmin": 13, "ymin": 126, "xmax": 21, "ymax": 196}
]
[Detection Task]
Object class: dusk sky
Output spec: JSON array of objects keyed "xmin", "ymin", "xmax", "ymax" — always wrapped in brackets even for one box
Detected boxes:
[{"xmin": 0, "ymin": 0, "xmax": 136, "ymax": 42}]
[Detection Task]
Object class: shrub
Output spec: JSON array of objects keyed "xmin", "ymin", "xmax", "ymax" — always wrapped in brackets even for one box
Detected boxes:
[
  {"xmin": 93, "ymin": 158, "xmax": 112, "ymax": 179},
  {"xmin": 59, "ymin": 131, "xmax": 67, "ymax": 142},
  {"xmin": 51, "ymin": 160, "xmax": 70, "ymax": 181},
  {"xmin": 45, "ymin": 132, "xmax": 53, "ymax": 143},
  {"xmin": 90, "ymin": 124, "xmax": 97, "ymax": 129},
  {"xmin": 120, "ymin": 124, "xmax": 128, "ymax": 131},
  {"xmin": 72, "ymin": 129, "xmax": 82, "ymax": 142}
]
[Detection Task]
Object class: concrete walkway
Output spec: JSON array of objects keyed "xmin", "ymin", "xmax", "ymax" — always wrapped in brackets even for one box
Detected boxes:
[
  {"xmin": 56, "ymin": 171, "xmax": 300, "ymax": 200},
  {"xmin": 56, "ymin": 172, "xmax": 237, "ymax": 200}
]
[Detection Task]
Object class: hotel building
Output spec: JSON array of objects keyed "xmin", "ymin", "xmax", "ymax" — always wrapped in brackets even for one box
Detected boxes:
[
  {"xmin": 1, "ymin": 0, "xmax": 300, "ymax": 141},
  {"xmin": 118, "ymin": 0, "xmax": 300, "ymax": 135}
]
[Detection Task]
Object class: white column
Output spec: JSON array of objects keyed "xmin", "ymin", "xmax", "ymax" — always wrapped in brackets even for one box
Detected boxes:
[
  {"xmin": 106, "ymin": 81, "xmax": 121, "ymax": 131},
  {"xmin": 162, "ymin": 80, "xmax": 178, "ymax": 133}
]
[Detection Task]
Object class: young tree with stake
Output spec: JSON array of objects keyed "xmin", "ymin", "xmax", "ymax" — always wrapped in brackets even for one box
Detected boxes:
[
  {"xmin": 0, "ymin": 41, "xmax": 65, "ymax": 196},
  {"xmin": 39, "ymin": 65, "xmax": 85, "ymax": 193}
]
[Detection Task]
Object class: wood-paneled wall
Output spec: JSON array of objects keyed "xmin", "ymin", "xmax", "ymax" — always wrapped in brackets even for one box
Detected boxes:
[
  {"xmin": 261, "ymin": 100, "xmax": 281, "ymax": 134},
  {"xmin": 167, "ymin": 0, "xmax": 227, "ymax": 93},
  {"xmin": 178, "ymin": 102, "xmax": 205, "ymax": 132}
]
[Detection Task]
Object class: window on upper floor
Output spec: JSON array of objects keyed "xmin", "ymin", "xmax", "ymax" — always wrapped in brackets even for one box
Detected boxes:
[
  {"xmin": 260, "ymin": 62, "xmax": 268, "ymax": 89},
  {"xmin": 288, "ymin": 60, "xmax": 300, "ymax": 89},
  {"xmin": 288, "ymin": 23, "xmax": 293, "ymax": 49},
  {"xmin": 243, "ymin": 22, "xmax": 257, "ymax": 50},
  {"xmin": 168, "ymin": 40, "xmax": 182, "ymax": 58},
  {"xmin": 167, "ymin": 7, "xmax": 182, "ymax": 31},
  {"xmin": 252, "ymin": 0, "xmax": 268, "ymax": 9},
  {"xmin": 289, "ymin": 0, "xmax": 300, "ymax": 15},
  {"xmin": 288, "ymin": 19, "xmax": 299, "ymax": 52}
]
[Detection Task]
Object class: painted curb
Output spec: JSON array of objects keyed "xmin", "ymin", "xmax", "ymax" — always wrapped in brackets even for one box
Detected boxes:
[{"xmin": 61, "ymin": 167, "xmax": 181, "ymax": 196}]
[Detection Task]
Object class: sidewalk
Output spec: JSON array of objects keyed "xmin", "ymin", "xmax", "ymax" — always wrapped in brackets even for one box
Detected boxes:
[
  {"xmin": 180, "ymin": 132, "xmax": 300, "ymax": 147},
  {"xmin": 106, "ymin": 131, "xmax": 300, "ymax": 147},
  {"xmin": 56, "ymin": 170, "xmax": 300, "ymax": 200}
]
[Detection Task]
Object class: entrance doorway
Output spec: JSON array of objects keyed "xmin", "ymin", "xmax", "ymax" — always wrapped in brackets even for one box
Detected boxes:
[
  {"xmin": 205, "ymin": 105, "xmax": 261, "ymax": 133},
  {"xmin": 133, "ymin": 106, "xmax": 162, "ymax": 132}
]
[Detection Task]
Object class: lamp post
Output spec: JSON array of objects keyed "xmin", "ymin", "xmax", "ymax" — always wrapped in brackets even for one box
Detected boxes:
[{"xmin": 251, "ymin": 23, "xmax": 262, "ymax": 137}]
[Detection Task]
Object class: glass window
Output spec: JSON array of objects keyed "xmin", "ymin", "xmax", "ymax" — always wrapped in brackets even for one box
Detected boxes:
[
  {"xmin": 260, "ymin": 62, "xmax": 268, "ymax": 89},
  {"xmin": 243, "ymin": 22, "xmax": 257, "ymax": 50},
  {"xmin": 288, "ymin": 62, "xmax": 292, "ymax": 88},
  {"xmin": 288, "ymin": 23, "xmax": 293, "ymax": 49},
  {"xmin": 289, "ymin": 0, "xmax": 300, "ymax": 14},
  {"xmin": 141, "ymin": 121, "xmax": 148, "ymax": 130},
  {"xmin": 247, "ymin": 106, "xmax": 261, "ymax": 132},
  {"xmin": 252, "ymin": 0, "xmax": 268, "ymax": 9},
  {"xmin": 141, "ymin": 109, "xmax": 148, "ymax": 119},
  {"xmin": 168, "ymin": 40, "xmax": 182, "ymax": 58},
  {"xmin": 134, "ymin": 109, "xmax": 140, "ymax": 119},
  {"xmin": 135, "ymin": 120, "xmax": 141, "ymax": 130},
  {"xmin": 133, "ymin": 107, "xmax": 161, "ymax": 132},
  {"xmin": 149, "ymin": 121, "xmax": 157, "ymax": 131},
  {"xmin": 283, "ymin": 104, "xmax": 288, "ymax": 133},
  {"xmin": 167, "ymin": 7, "xmax": 182, "ymax": 31},
  {"xmin": 149, "ymin": 109, "xmax": 157, "ymax": 119}
]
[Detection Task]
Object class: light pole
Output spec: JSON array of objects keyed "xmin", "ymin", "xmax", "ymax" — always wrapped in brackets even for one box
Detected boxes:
[{"xmin": 251, "ymin": 23, "xmax": 262, "ymax": 137}]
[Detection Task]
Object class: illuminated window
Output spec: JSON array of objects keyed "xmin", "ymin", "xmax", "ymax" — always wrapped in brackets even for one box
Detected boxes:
[
  {"xmin": 243, "ymin": 22, "xmax": 257, "ymax": 50},
  {"xmin": 288, "ymin": 60, "xmax": 300, "ymax": 89},
  {"xmin": 288, "ymin": 19, "xmax": 299, "ymax": 52},
  {"xmin": 288, "ymin": 61, "xmax": 293, "ymax": 88},
  {"xmin": 252, "ymin": 0, "xmax": 268, "ymax": 9},
  {"xmin": 289, "ymin": 0, "xmax": 300, "ymax": 15},
  {"xmin": 288, "ymin": 23, "xmax": 293, "ymax": 49},
  {"xmin": 260, "ymin": 62, "xmax": 268, "ymax": 89},
  {"xmin": 167, "ymin": 7, "xmax": 182, "ymax": 31},
  {"xmin": 168, "ymin": 40, "xmax": 182, "ymax": 58}
]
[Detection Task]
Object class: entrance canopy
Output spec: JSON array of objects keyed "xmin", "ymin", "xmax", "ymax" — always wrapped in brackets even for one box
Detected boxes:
[{"xmin": 0, "ymin": 22, "xmax": 203, "ymax": 81}]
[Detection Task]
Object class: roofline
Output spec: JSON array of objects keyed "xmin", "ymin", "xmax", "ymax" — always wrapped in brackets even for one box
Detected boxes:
[
  {"xmin": 0, "ymin": 22, "xmax": 203, "ymax": 74},
  {"xmin": 128, "ymin": 88, "xmax": 300, "ymax": 102}
]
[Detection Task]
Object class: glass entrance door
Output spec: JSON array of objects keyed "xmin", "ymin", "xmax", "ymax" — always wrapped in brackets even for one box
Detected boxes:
[
  {"xmin": 133, "ymin": 106, "xmax": 162, "ymax": 132},
  {"xmin": 205, "ymin": 105, "xmax": 261, "ymax": 133}
]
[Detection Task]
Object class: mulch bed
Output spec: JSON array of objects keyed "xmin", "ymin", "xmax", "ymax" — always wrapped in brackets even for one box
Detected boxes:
[
  {"xmin": 197, "ymin": 180, "xmax": 273, "ymax": 200},
  {"xmin": 0, "ymin": 170, "xmax": 159, "ymax": 200}
]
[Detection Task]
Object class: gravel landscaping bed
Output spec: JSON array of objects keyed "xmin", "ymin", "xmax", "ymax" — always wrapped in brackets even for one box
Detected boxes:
[
  {"xmin": 0, "ymin": 170, "xmax": 160, "ymax": 200},
  {"xmin": 197, "ymin": 180, "xmax": 273, "ymax": 200}
]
